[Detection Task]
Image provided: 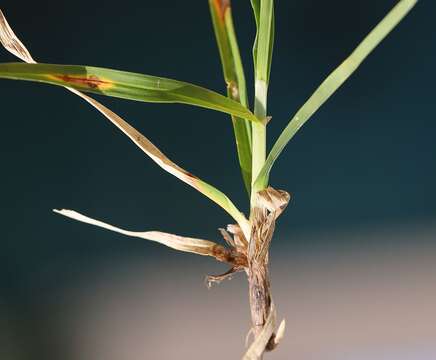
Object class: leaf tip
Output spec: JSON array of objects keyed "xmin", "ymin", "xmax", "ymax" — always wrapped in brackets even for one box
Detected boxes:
[{"xmin": 212, "ymin": 0, "xmax": 230, "ymax": 22}]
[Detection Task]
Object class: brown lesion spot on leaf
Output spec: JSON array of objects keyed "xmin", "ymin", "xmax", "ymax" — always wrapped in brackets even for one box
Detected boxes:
[
  {"xmin": 212, "ymin": 0, "xmax": 230, "ymax": 22},
  {"xmin": 48, "ymin": 74, "xmax": 114, "ymax": 91}
]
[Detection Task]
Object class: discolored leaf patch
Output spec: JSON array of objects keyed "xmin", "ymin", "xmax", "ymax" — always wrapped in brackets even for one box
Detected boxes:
[
  {"xmin": 49, "ymin": 74, "xmax": 114, "ymax": 90},
  {"xmin": 212, "ymin": 0, "xmax": 230, "ymax": 22}
]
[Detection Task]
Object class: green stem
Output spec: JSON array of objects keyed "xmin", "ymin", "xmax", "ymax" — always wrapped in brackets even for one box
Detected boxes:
[{"xmin": 251, "ymin": 79, "xmax": 267, "ymax": 204}]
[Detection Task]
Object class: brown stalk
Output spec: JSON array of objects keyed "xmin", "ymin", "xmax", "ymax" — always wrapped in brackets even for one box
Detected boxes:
[{"xmin": 245, "ymin": 188, "xmax": 290, "ymax": 358}]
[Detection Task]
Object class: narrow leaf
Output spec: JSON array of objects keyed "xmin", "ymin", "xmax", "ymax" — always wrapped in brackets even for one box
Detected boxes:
[
  {"xmin": 255, "ymin": 0, "xmax": 418, "ymax": 189},
  {"xmin": 209, "ymin": 0, "xmax": 252, "ymax": 194},
  {"xmin": 256, "ymin": 0, "xmax": 274, "ymax": 83},
  {"xmin": 54, "ymin": 209, "xmax": 229, "ymax": 259},
  {"xmin": 251, "ymin": 0, "xmax": 275, "ymax": 84},
  {"xmin": 250, "ymin": 0, "xmax": 260, "ymax": 69},
  {"xmin": 0, "ymin": 62, "xmax": 259, "ymax": 123},
  {"xmin": 0, "ymin": 8, "xmax": 251, "ymax": 239}
]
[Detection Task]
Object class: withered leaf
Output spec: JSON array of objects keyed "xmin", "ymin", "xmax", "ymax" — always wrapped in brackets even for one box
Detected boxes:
[{"xmin": 54, "ymin": 209, "xmax": 225, "ymax": 259}]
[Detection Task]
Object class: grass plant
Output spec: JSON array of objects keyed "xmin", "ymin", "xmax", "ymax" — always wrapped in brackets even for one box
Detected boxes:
[{"xmin": 0, "ymin": 1, "xmax": 417, "ymax": 358}]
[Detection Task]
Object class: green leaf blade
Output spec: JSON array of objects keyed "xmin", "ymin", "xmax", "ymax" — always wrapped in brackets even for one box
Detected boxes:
[
  {"xmin": 255, "ymin": 0, "xmax": 418, "ymax": 189},
  {"xmin": 209, "ymin": 0, "xmax": 253, "ymax": 195},
  {"xmin": 250, "ymin": 0, "xmax": 260, "ymax": 68},
  {"xmin": 251, "ymin": 0, "xmax": 274, "ymax": 84},
  {"xmin": 0, "ymin": 62, "xmax": 259, "ymax": 123},
  {"xmin": 256, "ymin": 0, "xmax": 274, "ymax": 84}
]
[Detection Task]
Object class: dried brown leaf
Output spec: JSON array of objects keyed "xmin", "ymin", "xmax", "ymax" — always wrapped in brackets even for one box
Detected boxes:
[
  {"xmin": 249, "ymin": 187, "xmax": 290, "ymax": 262},
  {"xmin": 54, "ymin": 209, "xmax": 223, "ymax": 258},
  {"xmin": 205, "ymin": 266, "xmax": 242, "ymax": 288},
  {"xmin": 256, "ymin": 187, "xmax": 290, "ymax": 219}
]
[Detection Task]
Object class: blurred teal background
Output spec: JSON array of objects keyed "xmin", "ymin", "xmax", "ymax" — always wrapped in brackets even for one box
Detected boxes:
[{"xmin": 0, "ymin": 1, "xmax": 435, "ymax": 359}]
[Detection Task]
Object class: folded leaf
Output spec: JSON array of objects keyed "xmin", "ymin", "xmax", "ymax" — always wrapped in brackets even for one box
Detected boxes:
[
  {"xmin": 255, "ymin": 0, "xmax": 417, "ymax": 189},
  {"xmin": 0, "ymin": 8, "xmax": 251, "ymax": 238},
  {"xmin": 0, "ymin": 61, "xmax": 259, "ymax": 123}
]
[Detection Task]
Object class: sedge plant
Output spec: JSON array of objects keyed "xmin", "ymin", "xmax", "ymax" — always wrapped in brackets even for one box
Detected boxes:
[{"xmin": 0, "ymin": 1, "xmax": 417, "ymax": 358}]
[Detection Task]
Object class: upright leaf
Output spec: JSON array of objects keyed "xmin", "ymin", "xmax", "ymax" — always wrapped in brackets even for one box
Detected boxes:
[
  {"xmin": 255, "ymin": 0, "xmax": 418, "ymax": 189},
  {"xmin": 255, "ymin": 0, "xmax": 275, "ymax": 84},
  {"xmin": 251, "ymin": 0, "xmax": 275, "ymax": 84},
  {"xmin": 209, "ymin": 0, "xmax": 253, "ymax": 195}
]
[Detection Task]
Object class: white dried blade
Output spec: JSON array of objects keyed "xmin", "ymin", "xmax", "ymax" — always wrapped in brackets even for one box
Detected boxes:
[
  {"xmin": 53, "ymin": 209, "xmax": 222, "ymax": 257},
  {"xmin": 274, "ymin": 319, "xmax": 286, "ymax": 347},
  {"xmin": 0, "ymin": 9, "xmax": 250, "ymax": 238},
  {"xmin": 0, "ymin": 9, "xmax": 34, "ymax": 63}
]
